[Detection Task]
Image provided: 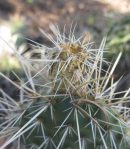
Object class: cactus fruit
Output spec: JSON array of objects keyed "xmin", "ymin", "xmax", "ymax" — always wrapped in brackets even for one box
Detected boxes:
[{"xmin": 0, "ymin": 25, "xmax": 130, "ymax": 149}]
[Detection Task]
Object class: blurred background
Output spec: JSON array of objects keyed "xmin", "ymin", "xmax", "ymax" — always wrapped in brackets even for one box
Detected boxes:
[{"xmin": 0, "ymin": 0, "xmax": 130, "ymax": 109}]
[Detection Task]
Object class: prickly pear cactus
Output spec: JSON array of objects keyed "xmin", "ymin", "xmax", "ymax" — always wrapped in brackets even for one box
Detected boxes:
[{"xmin": 0, "ymin": 25, "xmax": 130, "ymax": 149}]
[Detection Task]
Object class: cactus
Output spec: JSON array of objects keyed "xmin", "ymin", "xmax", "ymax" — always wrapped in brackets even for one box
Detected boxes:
[{"xmin": 0, "ymin": 25, "xmax": 130, "ymax": 149}]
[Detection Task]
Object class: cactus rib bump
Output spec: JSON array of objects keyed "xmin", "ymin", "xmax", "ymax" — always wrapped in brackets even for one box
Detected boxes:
[{"xmin": 0, "ymin": 25, "xmax": 130, "ymax": 149}]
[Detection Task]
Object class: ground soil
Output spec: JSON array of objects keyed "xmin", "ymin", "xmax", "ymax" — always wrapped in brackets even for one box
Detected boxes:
[{"xmin": 1, "ymin": 0, "xmax": 130, "ymax": 39}]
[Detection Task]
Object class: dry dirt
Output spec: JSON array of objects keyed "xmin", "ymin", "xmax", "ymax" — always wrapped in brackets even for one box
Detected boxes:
[{"xmin": 1, "ymin": 0, "xmax": 130, "ymax": 39}]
